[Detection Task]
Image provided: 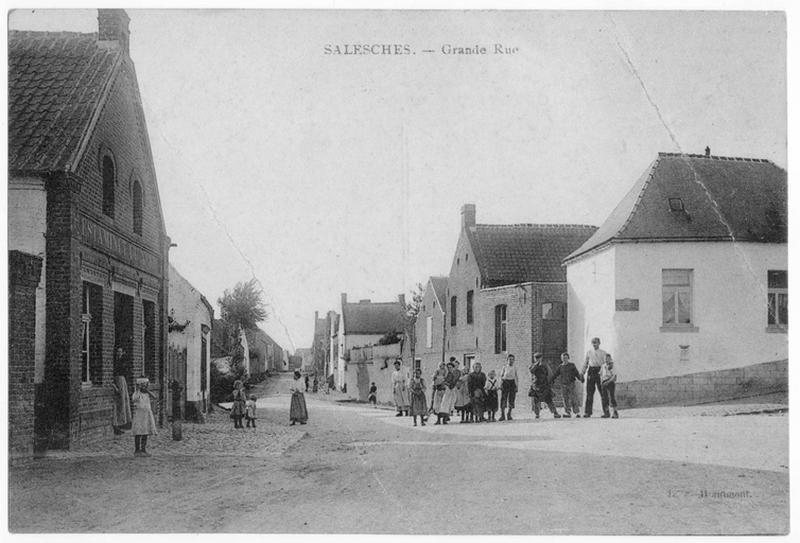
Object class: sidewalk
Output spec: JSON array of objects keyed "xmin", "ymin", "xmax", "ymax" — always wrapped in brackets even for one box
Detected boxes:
[{"xmin": 37, "ymin": 408, "xmax": 306, "ymax": 460}]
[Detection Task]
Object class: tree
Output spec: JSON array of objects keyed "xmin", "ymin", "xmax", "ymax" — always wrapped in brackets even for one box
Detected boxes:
[
  {"xmin": 218, "ymin": 278, "xmax": 268, "ymax": 330},
  {"xmin": 402, "ymin": 283, "xmax": 425, "ymax": 366}
]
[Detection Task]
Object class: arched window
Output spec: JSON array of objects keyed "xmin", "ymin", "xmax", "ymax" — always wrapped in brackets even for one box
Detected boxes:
[
  {"xmin": 102, "ymin": 154, "xmax": 115, "ymax": 217},
  {"xmin": 132, "ymin": 180, "xmax": 143, "ymax": 235}
]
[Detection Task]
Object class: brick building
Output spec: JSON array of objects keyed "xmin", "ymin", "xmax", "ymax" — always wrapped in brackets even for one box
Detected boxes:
[
  {"xmin": 245, "ymin": 326, "xmax": 286, "ymax": 374},
  {"xmin": 8, "ymin": 10, "xmax": 171, "ymax": 450},
  {"xmin": 443, "ymin": 204, "xmax": 596, "ymax": 400},
  {"xmin": 564, "ymin": 151, "xmax": 787, "ymax": 407},
  {"xmin": 167, "ymin": 265, "xmax": 213, "ymax": 421},
  {"xmin": 311, "ymin": 310, "xmax": 332, "ymax": 381},
  {"xmin": 8, "ymin": 251, "xmax": 44, "ymax": 464}
]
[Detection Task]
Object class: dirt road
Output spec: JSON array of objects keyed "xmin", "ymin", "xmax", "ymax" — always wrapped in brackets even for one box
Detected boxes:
[{"xmin": 8, "ymin": 379, "xmax": 789, "ymax": 534}]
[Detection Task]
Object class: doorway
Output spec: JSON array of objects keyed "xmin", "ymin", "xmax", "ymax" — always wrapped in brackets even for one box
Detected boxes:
[{"xmin": 114, "ymin": 292, "xmax": 134, "ymax": 383}]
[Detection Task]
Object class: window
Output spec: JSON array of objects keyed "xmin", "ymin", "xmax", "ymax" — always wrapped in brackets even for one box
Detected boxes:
[
  {"xmin": 102, "ymin": 154, "xmax": 115, "ymax": 217},
  {"xmin": 662, "ymin": 269, "xmax": 693, "ymax": 326},
  {"xmin": 542, "ymin": 302, "xmax": 565, "ymax": 320},
  {"xmin": 414, "ymin": 359, "xmax": 421, "ymax": 372},
  {"xmin": 668, "ymin": 198, "xmax": 684, "ymax": 212},
  {"xmin": 143, "ymin": 301, "xmax": 156, "ymax": 381},
  {"xmin": 426, "ymin": 316, "xmax": 433, "ymax": 348},
  {"xmin": 132, "ymin": 180, "xmax": 143, "ymax": 235},
  {"xmin": 466, "ymin": 290, "xmax": 474, "ymax": 324},
  {"xmin": 494, "ymin": 304, "xmax": 507, "ymax": 353},
  {"xmin": 450, "ymin": 296, "xmax": 457, "ymax": 326},
  {"xmin": 81, "ymin": 282, "xmax": 103, "ymax": 384},
  {"xmin": 767, "ymin": 270, "xmax": 788, "ymax": 327},
  {"xmin": 81, "ymin": 284, "xmax": 91, "ymax": 383}
]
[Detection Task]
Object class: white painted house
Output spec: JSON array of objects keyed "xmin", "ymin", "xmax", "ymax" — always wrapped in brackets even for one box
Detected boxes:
[
  {"xmin": 168, "ymin": 265, "xmax": 214, "ymax": 420},
  {"xmin": 564, "ymin": 151, "xmax": 787, "ymax": 407}
]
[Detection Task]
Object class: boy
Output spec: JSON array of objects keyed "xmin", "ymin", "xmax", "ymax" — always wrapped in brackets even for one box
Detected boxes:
[
  {"xmin": 245, "ymin": 395, "xmax": 258, "ymax": 428},
  {"xmin": 600, "ymin": 354, "xmax": 619, "ymax": 418},
  {"xmin": 549, "ymin": 352, "xmax": 584, "ymax": 417},
  {"xmin": 368, "ymin": 382, "xmax": 377, "ymax": 407},
  {"xmin": 529, "ymin": 353, "xmax": 561, "ymax": 419}
]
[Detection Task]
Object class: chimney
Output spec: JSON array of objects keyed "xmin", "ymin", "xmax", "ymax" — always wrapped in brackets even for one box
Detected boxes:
[
  {"xmin": 98, "ymin": 9, "xmax": 130, "ymax": 54},
  {"xmin": 341, "ymin": 293, "xmax": 347, "ymax": 307},
  {"xmin": 398, "ymin": 293, "xmax": 406, "ymax": 307},
  {"xmin": 461, "ymin": 203, "xmax": 476, "ymax": 229},
  {"xmin": 705, "ymin": 146, "xmax": 711, "ymax": 157},
  {"xmin": 314, "ymin": 310, "xmax": 319, "ymax": 321}
]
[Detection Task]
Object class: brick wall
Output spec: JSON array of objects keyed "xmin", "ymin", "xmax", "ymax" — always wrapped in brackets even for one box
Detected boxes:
[
  {"xmin": 615, "ymin": 359, "xmax": 788, "ymax": 407},
  {"xmin": 9, "ymin": 251, "xmax": 43, "ymax": 465}
]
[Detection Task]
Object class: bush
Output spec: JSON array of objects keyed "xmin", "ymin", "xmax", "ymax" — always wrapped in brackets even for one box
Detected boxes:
[{"xmin": 210, "ymin": 356, "xmax": 248, "ymax": 403}]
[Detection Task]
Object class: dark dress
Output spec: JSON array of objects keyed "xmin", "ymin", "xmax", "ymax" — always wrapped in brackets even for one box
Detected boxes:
[
  {"xmin": 409, "ymin": 377, "xmax": 428, "ymax": 416},
  {"xmin": 485, "ymin": 377, "xmax": 499, "ymax": 411},
  {"xmin": 290, "ymin": 379, "xmax": 308, "ymax": 423},
  {"xmin": 231, "ymin": 388, "xmax": 247, "ymax": 417}
]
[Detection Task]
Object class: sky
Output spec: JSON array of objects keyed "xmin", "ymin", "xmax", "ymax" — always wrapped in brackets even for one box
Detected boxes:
[{"xmin": 7, "ymin": 8, "xmax": 787, "ymax": 352}]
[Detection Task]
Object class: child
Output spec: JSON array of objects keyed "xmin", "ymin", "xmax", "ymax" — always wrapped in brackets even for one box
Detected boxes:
[
  {"xmin": 455, "ymin": 369, "xmax": 472, "ymax": 423},
  {"xmin": 549, "ymin": 352, "xmax": 584, "ymax": 418},
  {"xmin": 231, "ymin": 380, "xmax": 247, "ymax": 429},
  {"xmin": 600, "ymin": 354, "xmax": 619, "ymax": 418},
  {"xmin": 528, "ymin": 353, "xmax": 561, "ymax": 419},
  {"xmin": 484, "ymin": 370, "xmax": 499, "ymax": 422},
  {"xmin": 368, "ymin": 382, "xmax": 377, "ymax": 407},
  {"xmin": 132, "ymin": 376, "xmax": 158, "ymax": 457},
  {"xmin": 245, "ymin": 395, "xmax": 258, "ymax": 428},
  {"xmin": 408, "ymin": 369, "xmax": 428, "ymax": 427}
]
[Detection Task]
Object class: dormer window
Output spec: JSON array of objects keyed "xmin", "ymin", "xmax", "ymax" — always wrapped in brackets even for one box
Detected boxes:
[{"xmin": 668, "ymin": 198, "xmax": 684, "ymax": 212}]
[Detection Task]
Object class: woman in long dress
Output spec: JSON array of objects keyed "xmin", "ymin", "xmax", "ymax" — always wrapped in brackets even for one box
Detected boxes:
[
  {"xmin": 430, "ymin": 361, "xmax": 447, "ymax": 415},
  {"xmin": 391, "ymin": 359, "xmax": 410, "ymax": 416},
  {"xmin": 289, "ymin": 370, "xmax": 308, "ymax": 425},
  {"xmin": 408, "ymin": 368, "xmax": 428, "ymax": 427},
  {"xmin": 436, "ymin": 361, "xmax": 460, "ymax": 425}
]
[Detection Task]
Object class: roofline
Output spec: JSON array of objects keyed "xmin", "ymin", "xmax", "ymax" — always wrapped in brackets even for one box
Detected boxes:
[
  {"xmin": 658, "ymin": 151, "xmax": 778, "ymax": 166},
  {"xmin": 66, "ymin": 47, "xmax": 124, "ymax": 173},
  {"xmin": 563, "ymin": 236, "xmax": 786, "ymax": 265},
  {"xmin": 427, "ymin": 276, "xmax": 448, "ymax": 312}
]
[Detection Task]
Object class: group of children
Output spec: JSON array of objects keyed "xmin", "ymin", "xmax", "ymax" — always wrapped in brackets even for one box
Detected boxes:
[
  {"xmin": 384, "ymin": 350, "xmax": 619, "ymax": 426},
  {"xmin": 230, "ymin": 380, "xmax": 259, "ymax": 428}
]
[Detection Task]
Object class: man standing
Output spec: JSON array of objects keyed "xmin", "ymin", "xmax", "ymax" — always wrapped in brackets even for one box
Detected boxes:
[
  {"xmin": 582, "ymin": 337, "xmax": 608, "ymax": 418},
  {"xmin": 499, "ymin": 354, "xmax": 519, "ymax": 421}
]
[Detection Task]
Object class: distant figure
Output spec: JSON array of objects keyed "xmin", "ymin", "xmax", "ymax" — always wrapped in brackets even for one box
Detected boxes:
[
  {"xmin": 245, "ymin": 395, "xmax": 258, "ymax": 428},
  {"xmin": 467, "ymin": 362, "xmax": 487, "ymax": 422},
  {"xmin": 132, "ymin": 376, "xmax": 157, "ymax": 457},
  {"xmin": 582, "ymin": 337, "xmax": 608, "ymax": 418},
  {"xmin": 110, "ymin": 350, "xmax": 131, "ymax": 434},
  {"xmin": 304, "ymin": 374, "xmax": 310, "ymax": 392},
  {"xmin": 430, "ymin": 361, "xmax": 447, "ymax": 415},
  {"xmin": 528, "ymin": 352, "xmax": 561, "ymax": 419},
  {"xmin": 408, "ymin": 368, "xmax": 428, "ymax": 427},
  {"xmin": 550, "ymin": 352, "xmax": 584, "ymax": 418},
  {"xmin": 230, "ymin": 380, "xmax": 247, "ymax": 429},
  {"xmin": 600, "ymin": 354, "xmax": 619, "ymax": 419},
  {"xmin": 484, "ymin": 369, "xmax": 499, "ymax": 422},
  {"xmin": 289, "ymin": 370, "xmax": 308, "ymax": 425},
  {"xmin": 499, "ymin": 354, "xmax": 519, "ymax": 421},
  {"xmin": 368, "ymin": 382, "xmax": 377, "ymax": 407},
  {"xmin": 391, "ymin": 359, "xmax": 410, "ymax": 416},
  {"xmin": 436, "ymin": 360, "xmax": 459, "ymax": 425}
]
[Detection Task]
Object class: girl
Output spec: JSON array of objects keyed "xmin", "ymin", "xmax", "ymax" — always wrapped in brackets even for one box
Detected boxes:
[
  {"xmin": 231, "ymin": 380, "xmax": 247, "ymax": 429},
  {"xmin": 484, "ymin": 370, "xmax": 499, "ymax": 422},
  {"xmin": 132, "ymin": 376, "xmax": 157, "ymax": 457},
  {"xmin": 245, "ymin": 395, "xmax": 258, "ymax": 428},
  {"xmin": 408, "ymin": 368, "xmax": 428, "ymax": 427},
  {"xmin": 289, "ymin": 370, "xmax": 308, "ymax": 425}
]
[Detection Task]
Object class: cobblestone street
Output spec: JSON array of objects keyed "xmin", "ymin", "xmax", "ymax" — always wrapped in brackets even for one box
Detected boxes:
[{"xmin": 8, "ymin": 379, "xmax": 789, "ymax": 534}]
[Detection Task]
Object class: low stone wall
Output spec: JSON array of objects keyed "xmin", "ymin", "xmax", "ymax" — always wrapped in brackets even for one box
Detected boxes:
[{"xmin": 615, "ymin": 359, "xmax": 787, "ymax": 408}]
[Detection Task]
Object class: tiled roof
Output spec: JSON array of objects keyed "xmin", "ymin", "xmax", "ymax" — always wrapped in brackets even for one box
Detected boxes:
[
  {"xmin": 8, "ymin": 30, "xmax": 121, "ymax": 173},
  {"xmin": 428, "ymin": 276, "xmax": 448, "ymax": 309},
  {"xmin": 565, "ymin": 153, "xmax": 787, "ymax": 262},
  {"xmin": 342, "ymin": 301, "xmax": 405, "ymax": 335},
  {"xmin": 468, "ymin": 224, "xmax": 598, "ymax": 287}
]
